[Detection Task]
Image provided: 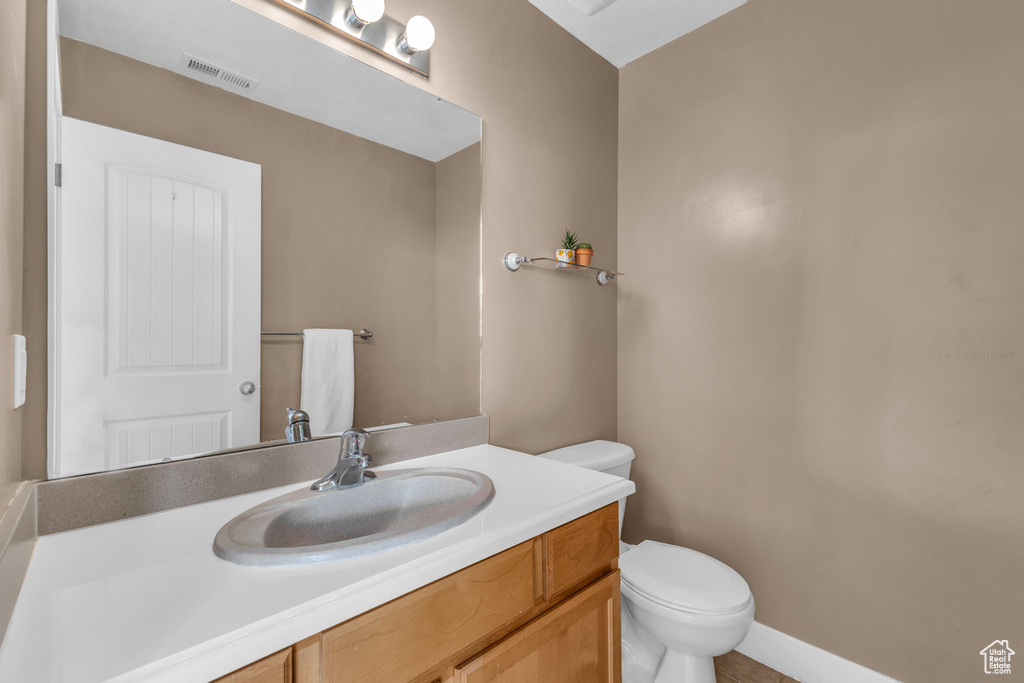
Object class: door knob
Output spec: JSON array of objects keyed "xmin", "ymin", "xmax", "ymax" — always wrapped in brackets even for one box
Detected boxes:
[{"xmin": 239, "ymin": 381, "xmax": 256, "ymax": 395}]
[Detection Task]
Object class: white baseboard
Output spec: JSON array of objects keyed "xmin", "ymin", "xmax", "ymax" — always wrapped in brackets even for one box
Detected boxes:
[{"xmin": 736, "ymin": 622, "xmax": 902, "ymax": 683}]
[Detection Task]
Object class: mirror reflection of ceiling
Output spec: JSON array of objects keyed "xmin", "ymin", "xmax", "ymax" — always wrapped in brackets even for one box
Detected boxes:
[
  {"xmin": 528, "ymin": 0, "xmax": 747, "ymax": 68},
  {"xmin": 57, "ymin": 0, "xmax": 480, "ymax": 162}
]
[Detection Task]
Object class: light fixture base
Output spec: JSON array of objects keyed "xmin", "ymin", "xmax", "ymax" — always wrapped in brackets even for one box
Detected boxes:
[
  {"xmin": 270, "ymin": 0, "xmax": 431, "ymax": 77},
  {"xmin": 345, "ymin": 8, "xmax": 369, "ymax": 29}
]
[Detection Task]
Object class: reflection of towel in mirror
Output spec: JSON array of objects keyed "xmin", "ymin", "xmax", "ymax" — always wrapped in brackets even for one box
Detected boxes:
[{"xmin": 300, "ymin": 329, "xmax": 354, "ymax": 436}]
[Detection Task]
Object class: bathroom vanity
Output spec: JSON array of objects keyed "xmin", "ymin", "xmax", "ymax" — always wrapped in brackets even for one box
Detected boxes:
[
  {"xmin": 218, "ymin": 504, "xmax": 620, "ymax": 683},
  {"xmin": 0, "ymin": 446, "xmax": 634, "ymax": 682}
]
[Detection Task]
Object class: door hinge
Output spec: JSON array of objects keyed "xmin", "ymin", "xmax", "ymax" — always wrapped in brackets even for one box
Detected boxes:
[{"xmin": 54, "ymin": 163, "xmax": 62, "ymax": 187}]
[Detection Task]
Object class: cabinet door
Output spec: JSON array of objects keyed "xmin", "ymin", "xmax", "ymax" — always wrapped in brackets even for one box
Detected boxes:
[
  {"xmin": 321, "ymin": 540, "xmax": 540, "ymax": 683},
  {"xmin": 543, "ymin": 503, "xmax": 618, "ymax": 600},
  {"xmin": 453, "ymin": 571, "xmax": 620, "ymax": 683},
  {"xmin": 214, "ymin": 647, "xmax": 292, "ymax": 683}
]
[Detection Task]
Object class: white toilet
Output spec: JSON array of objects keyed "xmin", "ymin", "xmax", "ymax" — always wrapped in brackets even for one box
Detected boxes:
[{"xmin": 540, "ymin": 441, "xmax": 754, "ymax": 683}]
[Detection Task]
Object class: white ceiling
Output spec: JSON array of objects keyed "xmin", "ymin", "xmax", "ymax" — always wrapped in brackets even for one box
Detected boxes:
[
  {"xmin": 528, "ymin": 0, "xmax": 747, "ymax": 68},
  {"xmin": 57, "ymin": 0, "xmax": 481, "ymax": 162}
]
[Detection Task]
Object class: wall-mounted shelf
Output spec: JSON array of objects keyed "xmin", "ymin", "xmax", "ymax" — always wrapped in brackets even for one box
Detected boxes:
[{"xmin": 503, "ymin": 252, "xmax": 622, "ymax": 286}]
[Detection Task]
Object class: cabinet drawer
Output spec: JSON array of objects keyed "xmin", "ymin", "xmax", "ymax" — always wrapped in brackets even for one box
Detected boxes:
[
  {"xmin": 320, "ymin": 540, "xmax": 540, "ymax": 683},
  {"xmin": 454, "ymin": 570, "xmax": 621, "ymax": 683},
  {"xmin": 543, "ymin": 503, "xmax": 619, "ymax": 600},
  {"xmin": 214, "ymin": 647, "xmax": 292, "ymax": 683}
]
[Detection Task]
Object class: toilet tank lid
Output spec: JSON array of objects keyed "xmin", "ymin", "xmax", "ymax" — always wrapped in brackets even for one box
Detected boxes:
[{"xmin": 538, "ymin": 440, "xmax": 635, "ymax": 471}]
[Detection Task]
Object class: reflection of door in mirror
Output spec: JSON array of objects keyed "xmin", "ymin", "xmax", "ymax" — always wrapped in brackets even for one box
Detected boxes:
[{"xmin": 52, "ymin": 118, "xmax": 261, "ymax": 478}]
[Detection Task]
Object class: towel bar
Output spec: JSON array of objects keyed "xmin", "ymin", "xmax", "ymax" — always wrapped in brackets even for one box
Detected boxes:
[{"xmin": 261, "ymin": 329, "xmax": 373, "ymax": 340}]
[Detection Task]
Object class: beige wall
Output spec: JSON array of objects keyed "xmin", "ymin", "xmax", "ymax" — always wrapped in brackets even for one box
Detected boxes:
[
  {"xmin": 20, "ymin": 0, "xmax": 45, "ymax": 481},
  {"xmin": 435, "ymin": 143, "xmax": 483, "ymax": 422},
  {"xmin": 618, "ymin": 1, "xmax": 1024, "ymax": 681},
  {"xmin": 0, "ymin": 0, "xmax": 27, "ymax": 505}
]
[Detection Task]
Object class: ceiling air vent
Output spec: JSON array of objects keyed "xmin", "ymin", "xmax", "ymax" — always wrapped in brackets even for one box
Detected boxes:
[{"xmin": 179, "ymin": 54, "xmax": 260, "ymax": 94}]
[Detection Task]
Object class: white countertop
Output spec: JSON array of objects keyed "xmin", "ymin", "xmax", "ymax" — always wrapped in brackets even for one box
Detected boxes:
[{"xmin": 0, "ymin": 445, "xmax": 633, "ymax": 682}]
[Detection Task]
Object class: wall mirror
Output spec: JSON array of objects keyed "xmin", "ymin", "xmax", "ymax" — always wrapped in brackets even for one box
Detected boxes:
[{"xmin": 48, "ymin": 0, "xmax": 483, "ymax": 478}]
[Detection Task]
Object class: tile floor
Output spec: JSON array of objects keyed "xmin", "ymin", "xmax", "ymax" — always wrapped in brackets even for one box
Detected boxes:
[{"xmin": 714, "ymin": 650, "xmax": 798, "ymax": 683}]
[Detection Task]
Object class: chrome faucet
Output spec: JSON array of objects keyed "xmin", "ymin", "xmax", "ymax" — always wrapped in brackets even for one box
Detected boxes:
[
  {"xmin": 285, "ymin": 408, "xmax": 312, "ymax": 443},
  {"xmin": 310, "ymin": 428, "xmax": 375, "ymax": 492}
]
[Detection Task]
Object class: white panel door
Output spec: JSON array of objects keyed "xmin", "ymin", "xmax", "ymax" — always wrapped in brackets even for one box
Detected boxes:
[{"xmin": 53, "ymin": 117, "xmax": 261, "ymax": 478}]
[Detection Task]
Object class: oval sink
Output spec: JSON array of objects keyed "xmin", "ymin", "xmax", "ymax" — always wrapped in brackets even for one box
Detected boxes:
[{"xmin": 213, "ymin": 467, "xmax": 494, "ymax": 567}]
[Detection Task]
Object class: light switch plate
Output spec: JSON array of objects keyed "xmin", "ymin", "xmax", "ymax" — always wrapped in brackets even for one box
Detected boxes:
[{"xmin": 13, "ymin": 334, "xmax": 26, "ymax": 409}]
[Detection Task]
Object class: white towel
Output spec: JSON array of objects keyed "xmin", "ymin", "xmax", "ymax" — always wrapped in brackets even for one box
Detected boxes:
[{"xmin": 300, "ymin": 329, "xmax": 355, "ymax": 436}]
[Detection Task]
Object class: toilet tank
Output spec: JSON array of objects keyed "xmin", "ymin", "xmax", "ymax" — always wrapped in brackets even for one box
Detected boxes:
[{"xmin": 538, "ymin": 440, "xmax": 635, "ymax": 534}]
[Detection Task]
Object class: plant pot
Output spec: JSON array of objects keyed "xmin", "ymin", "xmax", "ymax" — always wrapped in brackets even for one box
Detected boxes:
[
  {"xmin": 575, "ymin": 248, "xmax": 594, "ymax": 267},
  {"xmin": 556, "ymin": 248, "xmax": 575, "ymax": 265}
]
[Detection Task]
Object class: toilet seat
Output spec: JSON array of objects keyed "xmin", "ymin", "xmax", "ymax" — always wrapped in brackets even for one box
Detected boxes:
[{"xmin": 620, "ymin": 540, "xmax": 752, "ymax": 616}]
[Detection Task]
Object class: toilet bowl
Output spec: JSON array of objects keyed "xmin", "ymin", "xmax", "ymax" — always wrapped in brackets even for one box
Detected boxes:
[
  {"xmin": 620, "ymin": 541, "xmax": 754, "ymax": 682},
  {"xmin": 539, "ymin": 441, "xmax": 754, "ymax": 683}
]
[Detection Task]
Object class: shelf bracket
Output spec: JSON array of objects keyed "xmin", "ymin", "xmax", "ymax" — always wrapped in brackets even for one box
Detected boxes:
[{"xmin": 503, "ymin": 252, "xmax": 527, "ymax": 271}]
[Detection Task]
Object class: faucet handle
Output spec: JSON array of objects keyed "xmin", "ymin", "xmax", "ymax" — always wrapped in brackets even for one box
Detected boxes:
[{"xmin": 340, "ymin": 428, "xmax": 371, "ymax": 457}]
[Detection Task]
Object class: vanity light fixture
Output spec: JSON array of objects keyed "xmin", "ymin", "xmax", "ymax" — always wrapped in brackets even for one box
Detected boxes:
[
  {"xmin": 271, "ymin": 0, "xmax": 435, "ymax": 77},
  {"xmin": 347, "ymin": 0, "xmax": 385, "ymax": 28},
  {"xmin": 398, "ymin": 15, "xmax": 435, "ymax": 54}
]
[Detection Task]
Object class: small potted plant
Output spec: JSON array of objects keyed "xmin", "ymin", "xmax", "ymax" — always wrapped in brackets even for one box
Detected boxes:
[
  {"xmin": 556, "ymin": 230, "xmax": 578, "ymax": 265},
  {"xmin": 575, "ymin": 242, "xmax": 594, "ymax": 267}
]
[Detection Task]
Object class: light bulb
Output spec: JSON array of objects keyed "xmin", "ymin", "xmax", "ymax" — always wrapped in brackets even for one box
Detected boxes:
[
  {"xmin": 399, "ymin": 15, "xmax": 435, "ymax": 54},
  {"xmin": 348, "ymin": 0, "xmax": 385, "ymax": 27}
]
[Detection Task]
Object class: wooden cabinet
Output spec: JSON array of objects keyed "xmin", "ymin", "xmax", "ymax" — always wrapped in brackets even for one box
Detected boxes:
[
  {"xmin": 453, "ymin": 572, "xmax": 620, "ymax": 683},
  {"xmin": 320, "ymin": 540, "xmax": 540, "ymax": 683},
  {"xmin": 215, "ymin": 647, "xmax": 292, "ymax": 683},
  {"xmin": 543, "ymin": 503, "xmax": 619, "ymax": 601},
  {"xmin": 221, "ymin": 504, "xmax": 620, "ymax": 683}
]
